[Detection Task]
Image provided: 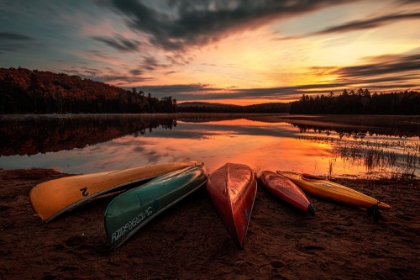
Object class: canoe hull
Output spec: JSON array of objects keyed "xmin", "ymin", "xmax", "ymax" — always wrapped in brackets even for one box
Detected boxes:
[
  {"xmin": 277, "ymin": 171, "xmax": 390, "ymax": 210},
  {"xmin": 104, "ymin": 164, "xmax": 207, "ymax": 248},
  {"xmin": 207, "ymin": 163, "xmax": 257, "ymax": 249},
  {"xmin": 30, "ymin": 161, "xmax": 200, "ymax": 222},
  {"xmin": 260, "ymin": 171, "xmax": 315, "ymax": 215}
]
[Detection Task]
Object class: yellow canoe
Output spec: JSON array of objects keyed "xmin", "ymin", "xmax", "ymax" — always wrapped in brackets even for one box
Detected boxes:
[
  {"xmin": 30, "ymin": 161, "xmax": 200, "ymax": 222},
  {"xmin": 277, "ymin": 171, "xmax": 391, "ymax": 210}
]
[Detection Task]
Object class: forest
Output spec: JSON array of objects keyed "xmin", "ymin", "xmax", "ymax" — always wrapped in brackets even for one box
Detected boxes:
[
  {"xmin": 1, "ymin": 67, "xmax": 419, "ymax": 115},
  {"xmin": 290, "ymin": 88, "xmax": 420, "ymax": 115},
  {"xmin": 0, "ymin": 67, "xmax": 176, "ymax": 114}
]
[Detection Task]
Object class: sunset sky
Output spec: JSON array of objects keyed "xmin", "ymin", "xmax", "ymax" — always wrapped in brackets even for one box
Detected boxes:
[{"xmin": 1, "ymin": 0, "xmax": 419, "ymax": 105}]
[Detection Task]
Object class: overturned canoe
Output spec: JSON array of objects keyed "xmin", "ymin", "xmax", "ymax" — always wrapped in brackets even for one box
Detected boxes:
[
  {"xmin": 260, "ymin": 171, "xmax": 315, "ymax": 215},
  {"xmin": 104, "ymin": 163, "xmax": 207, "ymax": 249},
  {"xmin": 206, "ymin": 163, "xmax": 257, "ymax": 249},
  {"xmin": 277, "ymin": 171, "xmax": 391, "ymax": 210},
  {"xmin": 30, "ymin": 161, "xmax": 200, "ymax": 222}
]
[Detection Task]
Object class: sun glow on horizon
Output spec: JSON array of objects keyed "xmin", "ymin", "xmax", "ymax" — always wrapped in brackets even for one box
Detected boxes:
[{"xmin": 179, "ymin": 98, "xmax": 293, "ymax": 106}]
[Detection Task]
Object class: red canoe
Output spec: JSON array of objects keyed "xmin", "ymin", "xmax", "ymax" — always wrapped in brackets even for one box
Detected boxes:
[
  {"xmin": 260, "ymin": 171, "xmax": 315, "ymax": 216},
  {"xmin": 206, "ymin": 163, "xmax": 257, "ymax": 249}
]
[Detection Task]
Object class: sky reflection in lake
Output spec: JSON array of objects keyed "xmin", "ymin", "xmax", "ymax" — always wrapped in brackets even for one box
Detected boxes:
[{"xmin": 1, "ymin": 116, "xmax": 419, "ymax": 178}]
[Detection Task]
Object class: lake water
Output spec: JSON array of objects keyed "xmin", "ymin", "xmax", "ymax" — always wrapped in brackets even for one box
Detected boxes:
[{"xmin": 0, "ymin": 114, "xmax": 419, "ymax": 178}]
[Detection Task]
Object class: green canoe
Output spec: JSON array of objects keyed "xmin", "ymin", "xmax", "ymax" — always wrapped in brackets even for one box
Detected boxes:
[{"xmin": 104, "ymin": 163, "xmax": 207, "ymax": 248}]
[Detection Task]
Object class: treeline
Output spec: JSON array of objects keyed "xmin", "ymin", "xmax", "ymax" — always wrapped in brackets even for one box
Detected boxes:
[
  {"xmin": 0, "ymin": 67, "xmax": 176, "ymax": 114},
  {"xmin": 290, "ymin": 88, "xmax": 420, "ymax": 115},
  {"xmin": 177, "ymin": 102, "xmax": 290, "ymax": 113}
]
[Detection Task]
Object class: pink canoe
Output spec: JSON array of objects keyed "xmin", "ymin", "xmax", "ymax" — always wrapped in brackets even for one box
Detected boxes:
[{"xmin": 260, "ymin": 171, "xmax": 315, "ymax": 215}]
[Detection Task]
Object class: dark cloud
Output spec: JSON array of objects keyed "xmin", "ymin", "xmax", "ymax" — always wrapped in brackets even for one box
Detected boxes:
[
  {"xmin": 313, "ymin": 12, "xmax": 420, "ymax": 35},
  {"xmin": 0, "ymin": 32, "xmax": 34, "ymax": 53},
  {"xmin": 0, "ymin": 32, "xmax": 34, "ymax": 41},
  {"xmin": 129, "ymin": 69, "xmax": 143, "ymax": 76},
  {"xmin": 396, "ymin": 0, "xmax": 420, "ymax": 3},
  {"xmin": 91, "ymin": 35, "xmax": 140, "ymax": 51},
  {"xmin": 86, "ymin": 50, "xmax": 113, "ymax": 59},
  {"xmin": 306, "ymin": 53, "xmax": 420, "ymax": 89},
  {"xmin": 100, "ymin": 0, "xmax": 353, "ymax": 51},
  {"xmin": 348, "ymin": 74, "xmax": 419, "ymax": 85},
  {"xmin": 80, "ymin": 66, "xmax": 103, "ymax": 77},
  {"xmin": 139, "ymin": 83, "xmax": 217, "ymax": 94},
  {"xmin": 90, "ymin": 74, "xmax": 152, "ymax": 83},
  {"xmin": 278, "ymin": 12, "xmax": 420, "ymax": 40},
  {"xmin": 0, "ymin": 45, "xmax": 22, "ymax": 52},
  {"xmin": 334, "ymin": 53, "xmax": 420, "ymax": 78},
  {"xmin": 61, "ymin": 68, "xmax": 152, "ymax": 84},
  {"xmin": 143, "ymin": 56, "xmax": 161, "ymax": 71}
]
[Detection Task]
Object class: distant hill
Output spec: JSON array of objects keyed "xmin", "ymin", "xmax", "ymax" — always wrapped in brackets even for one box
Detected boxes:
[
  {"xmin": 0, "ymin": 67, "xmax": 176, "ymax": 114},
  {"xmin": 178, "ymin": 102, "xmax": 240, "ymax": 108},
  {"xmin": 178, "ymin": 101, "xmax": 290, "ymax": 113},
  {"xmin": 0, "ymin": 67, "xmax": 290, "ymax": 114}
]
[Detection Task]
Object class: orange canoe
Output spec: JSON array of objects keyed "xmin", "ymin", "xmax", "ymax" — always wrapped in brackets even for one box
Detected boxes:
[{"xmin": 30, "ymin": 161, "xmax": 200, "ymax": 222}]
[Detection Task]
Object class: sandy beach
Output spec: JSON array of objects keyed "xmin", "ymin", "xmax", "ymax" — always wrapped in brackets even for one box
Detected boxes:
[{"xmin": 1, "ymin": 168, "xmax": 419, "ymax": 279}]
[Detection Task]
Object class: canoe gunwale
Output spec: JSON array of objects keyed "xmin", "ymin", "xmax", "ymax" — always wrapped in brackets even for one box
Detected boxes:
[{"xmin": 238, "ymin": 179, "xmax": 257, "ymax": 248}]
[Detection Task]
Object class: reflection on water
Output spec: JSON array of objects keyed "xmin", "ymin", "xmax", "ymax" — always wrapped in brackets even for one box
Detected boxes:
[
  {"xmin": 0, "ymin": 114, "xmax": 419, "ymax": 178},
  {"xmin": 0, "ymin": 114, "xmax": 177, "ymax": 156}
]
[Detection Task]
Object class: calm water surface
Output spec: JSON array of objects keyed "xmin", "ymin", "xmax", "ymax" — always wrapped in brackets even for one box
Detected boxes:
[{"xmin": 0, "ymin": 114, "xmax": 419, "ymax": 178}]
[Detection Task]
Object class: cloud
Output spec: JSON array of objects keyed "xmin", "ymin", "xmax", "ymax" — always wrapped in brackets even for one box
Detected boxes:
[
  {"xmin": 334, "ymin": 53, "xmax": 420, "ymax": 78},
  {"xmin": 0, "ymin": 32, "xmax": 34, "ymax": 41},
  {"xmin": 129, "ymin": 69, "xmax": 143, "ymax": 76},
  {"xmin": 142, "ymin": 56, "xmax": 164, "ymax": 71},
  {"xmin": 396, "ymin": 0, "xmax": 420, "ymax": 3},
  {"xmin": 0, "ymin": 32, "xmax": 34, "ymax": 53},
  {"xmin": 99, "ymin": 0, "xmax": 353, "ymax": 52},
  {"xmin": 313, "ymin": 12, "xmax": 420, "ymax": 35},
  {"xmin": 139, "ymin": 83, "xmax": 217, "ymax": 94},
  {"xmin": 0, "ymin": 45, "xmax": 23, "ymax": 53},
  {"xmin": 136, "ymin": 52, "xmax": 420, "ymax": 101},
  {"xmin": 278, "ymin": 11, "xmax": 420, "ymax": 40},
  {"xmin": 90, "ymin": 74, "xmax": 153, "ymax": 84},
  {"xmin": 60, "ymin": 68, "xmax": 152, "ymax": 84},
  {"xmin": 91, "ymin": 35, "xmax": 140, "ymax": 51},
  {"xmin": 306, "ymin": 53, "xmax": 420, "ymax": 87}
]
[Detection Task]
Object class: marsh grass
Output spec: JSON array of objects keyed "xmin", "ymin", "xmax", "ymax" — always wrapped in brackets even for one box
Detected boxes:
[
  {"xmin": 300, "ymin": 135, "xmax": 420, "ymax": 180},
  {"xmin": 363, "ymin": 147, "xmax": 397, "ymax": 172},
  {"xmin": 328, "ymin": 158, "xmax": 336, "ymax": 179}
]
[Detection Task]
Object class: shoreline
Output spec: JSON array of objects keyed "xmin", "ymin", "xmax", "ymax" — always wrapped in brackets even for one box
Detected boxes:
[{"xmin": 1, "ymin": 168, "xmax": 419, "ymax": 279}]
